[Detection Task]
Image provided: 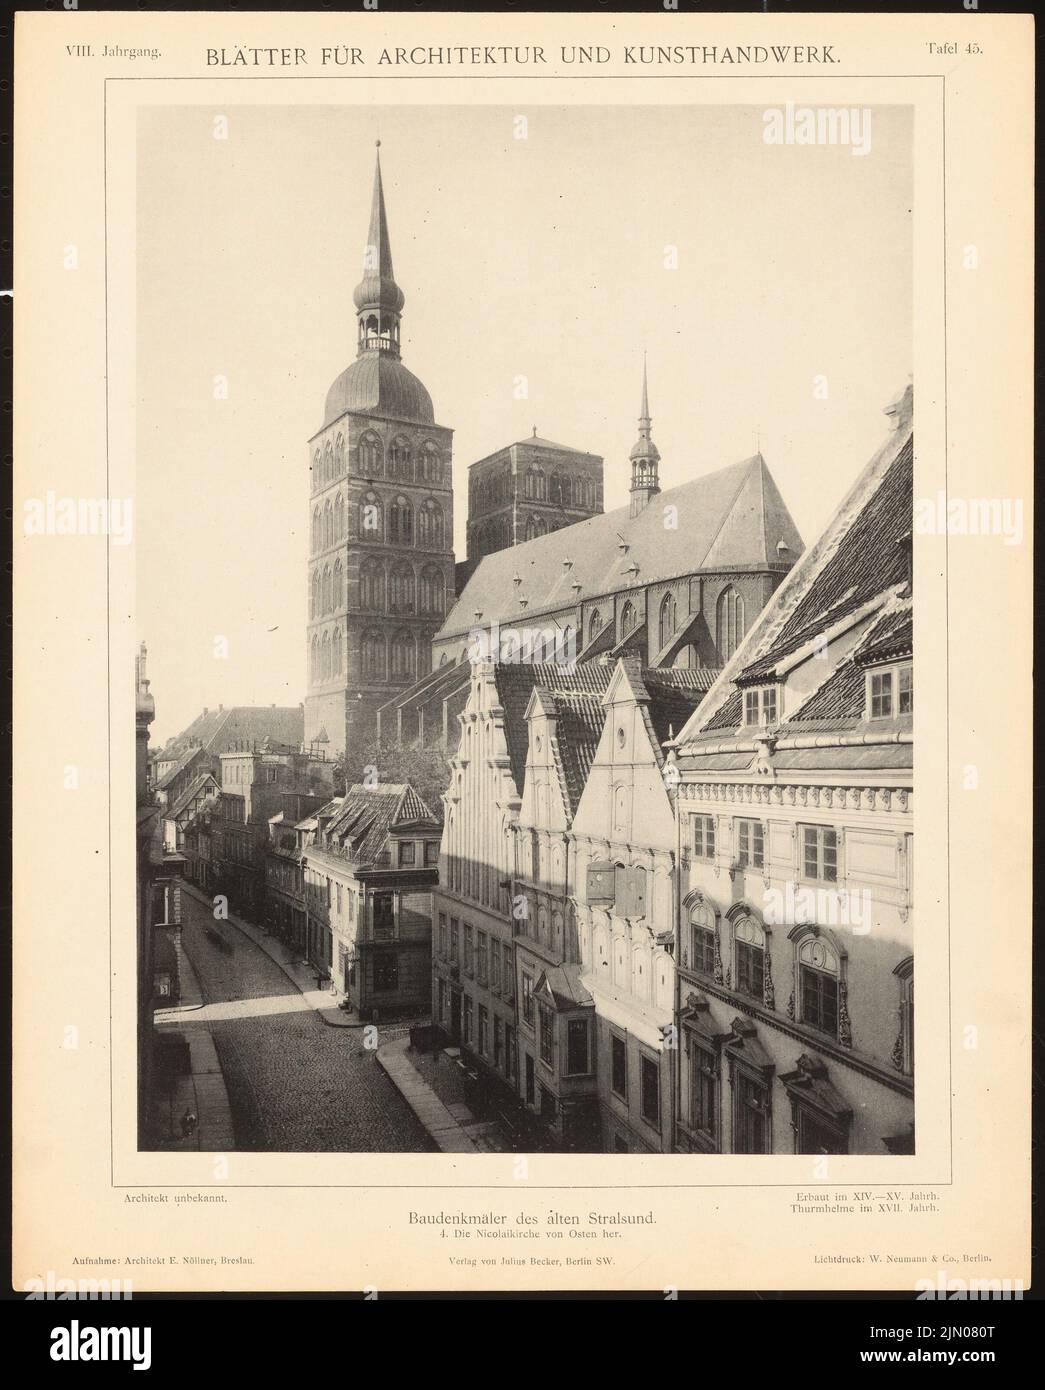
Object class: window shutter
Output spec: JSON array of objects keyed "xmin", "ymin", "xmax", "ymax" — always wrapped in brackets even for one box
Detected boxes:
[{"xmin": 586, "ymin": 862, "xmax": 615, "ymax": 906}]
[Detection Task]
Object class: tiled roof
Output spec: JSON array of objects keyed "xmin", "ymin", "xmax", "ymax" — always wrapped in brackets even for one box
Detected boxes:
[
  {"xmin": 438, "ymin": 453, "xmax": 803, "ymax": 638},
  {"xmin": 679, "ymin": 395, "xmax": 913, "ymax": 746},
  {"xmin": 736, "ymin": 438, "xmax": 912, "ymax": 684},
  {"xmin": 155, "ymin": 745, "xmax": 205, "ymax": 791},
  {"xmin": 493, "ymin": 661, "xmax": 615, "ymax": 797},
  {"xmin": 166, "ymin": 772, "xmax": 218, "ymax": 820},
  {"xmin": 543, "ymin": 690, "xmax": 608, "ymax": 817},
  {"xmin": 854, "ymin": 606, "xmax": 913, "ymax": 667},
  {"xmin": 324, "ymin": 783, "xmax": 439, "ymax": 866},
  {"xmin": 160, "ymin": 706, "xmax": 304, "ymax": 760}
]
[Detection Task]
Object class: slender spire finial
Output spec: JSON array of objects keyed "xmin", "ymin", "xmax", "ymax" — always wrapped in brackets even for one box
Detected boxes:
[
  {"xmin": 353, "ymin": 143, "xmax": 405, "ymax": 357},
  {"xmin": 640, "ymin": 350, "xmax": 650, "ymax": 424}
]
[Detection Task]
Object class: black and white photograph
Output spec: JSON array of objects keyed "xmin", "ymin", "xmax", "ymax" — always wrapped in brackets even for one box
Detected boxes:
[{"xmin": 135, "ymin": 102, "xmax": 914, "ymax": 1158}]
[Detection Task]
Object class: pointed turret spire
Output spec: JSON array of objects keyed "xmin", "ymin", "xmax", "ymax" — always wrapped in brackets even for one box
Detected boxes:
[
  {"xmin": 353, "ymin": 142, "xmax": 405, "ymax": 359},
  {"xmin": 629, "ymin": 353, "xmax": 661, "ymax": 517}
]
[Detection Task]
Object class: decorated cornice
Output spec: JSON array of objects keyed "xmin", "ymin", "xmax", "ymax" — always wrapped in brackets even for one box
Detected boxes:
[{"xmin": 679, "ymin": 780, "xmax": 910, "ymax": 814}]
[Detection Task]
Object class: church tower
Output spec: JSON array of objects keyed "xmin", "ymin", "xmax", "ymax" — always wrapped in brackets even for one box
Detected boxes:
[
  {"xmin": 304, "ymin": 145, "xmax": 455, "ymax": 776},
  {"xmin": 629, "ymin": 356, "xmax": 661, "ymax": 517}
]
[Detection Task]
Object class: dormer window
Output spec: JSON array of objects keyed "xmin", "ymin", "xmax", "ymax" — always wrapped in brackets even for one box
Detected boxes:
[
  {"xmin": 743, "ymin": 686, "xmax": 778, "ymax": 726},
  {"xmin": 867, "ymin": 662, "xmax": 913, "ymax": 719}
]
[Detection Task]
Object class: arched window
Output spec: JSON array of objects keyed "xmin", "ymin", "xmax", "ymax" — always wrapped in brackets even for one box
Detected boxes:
[
  {"xmin": 620, "ymin": 600, "xmax": 637, "ymax": 638},
  {"xmin": 419, "ymin": 565, "xmax": 444, "ymax": 616},
  {"xmin": 390, "ymin": 630, "xmax": 416, "ymax": 680},
  {"xmin": 733, "ymin": 914, "xmax": 766, "ymax": 1002},
  {"xmin": 321, "ymin": 630, "xmax": 332, "ymax": 680},
  {"xmin": 359, "ymin": 557, "xmax": 384, "ymax": 611},
  {"xmin": 359, "ymin": 433, "xmax": 382, "ymax": 477},
  {"xmin": 389, "ymin": 495, "xmax": 413, "ymax": 545},
  {"xmin": 310, "ymin": 569, "xmax": 320, "ymax": 619},
  {"xmin": 310, "ymin": 634, "xmax": 319, "ymax": 682},
  {"xmin": 334, "ymin": 493, "xmax": 345, "ymax": 541},
  {"xmin": 332, "ymin": 626, "xmax": 343, "ymax": 674},
  {"xmin": 324, "ymin": 443, "xmax": 334, "ymax": 485},
  {"xmin": 323, "ymin": 500, "xmax": 334, "ymax": 549},
  {"xmin": 559, "ymin": 625, "xmax": 574, "ymax": 663},
  {"xmin": 312, "ymin": 451, "xmax": 322, "ymax": 491},
  {"xmin": 687, "ymin": 899, "xmax": 719, "ymax": 978},
  {"xmin": 311, "ymin": 507, "xmax": 321, "ymax": 554},
  {"xmin": 550, "ymin": 474, "xmax": 567, "ymax": 506},
  {"xmin": 334, "ymin": 435, "xmax": 345, "ymax": 475},
  {"xmin": 673, "ymin": 644, "xmax": 700, "ymax": 670},
  {"xmin": 321, "ymin": 566, "xmax": 332, "ymax": 614},
  {"xmin": 659, "ymin": 592, "xmax": 677, "ymax": 649},
  {"xmin": 439, "ymin": 652, "xmax": 449, "ymax": 668},
  {"xmin": 589, "ymin": 609, "xmax": 602, "ymax": 644},
  {"xmin": 418, "ymin": 499, "xmax": 444, "ymax": 549},
  {"xmin": 389, "ymin": 437, "xmax": 412, "ymax": 480},
  {"xmin": 716, "ymin": 585, "xmax": 746, "ymax": 661},
  {"xmin": 420, "ymin": 444, "xmax": 441, "ymax": 484},
  {"xmin": 359, "ymin": 491, "xmax": 382, "ymax": 539},
  {"xmin": 796, "ymin": 932, "xmax": 844, "ymax": 1039},
  {"xmin": 362, "ymin": 630, "xmax": 386, "ymax": 681},
  {"xmin": 332, "ymin": 559, "xmax": 343, "ymax": 610},
  {"xmin": 525, "ymin": 514, "xmax": 546, "ymax": 541},
  {"xmin": 389, "ymin": 562, "xmax": 415, "ymax": 614}
]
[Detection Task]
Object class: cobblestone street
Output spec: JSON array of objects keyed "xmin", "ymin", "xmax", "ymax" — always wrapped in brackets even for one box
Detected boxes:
[{"xmin": 178, "ymin": 891, "xmax": 435, "ymax": 1152}]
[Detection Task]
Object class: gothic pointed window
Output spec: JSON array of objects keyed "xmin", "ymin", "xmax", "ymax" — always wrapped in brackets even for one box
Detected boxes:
[
  {"xmin": 418, "ymin": 499, "xmax": 444, "ymax": 549},
  {"xmin": 321, "ymin": 566, "xmax": 332, "ymax": 614},
  {"xmin": 311, "ymin": 507, "xmax": 321, "ymax": 554},
  {"xmin": 334, "ymin": 493, "xmax": 345, "ymax": 541},
  {"xmin": 362, "ymin": 630, "xmax": 386, "ymax": 681},
  {"xmin": 589, "ymin": 609, "xmax": 602, "ymax": 644},
  {"xmin": 332, "ymin": 626, "xmax": 343, "ymax": 674},
  {"xmin": 620, "ymin": 600, "xmax": 637, "ymax": 638},
  {"xmin": 420, "ymin": 565, "xmax": 444, "ymax": 617},
  {"xmin": 334, "ymin": 435, "xmax": 345, "ymax": 475},
  {"xmin": 360, "ymin": 491, "xmax": 382, "ymax": 540},
  {"xmin": 310, "ymin": 569, "xmax": 320, "ymax": 619},
  {"xmin": 389, "ymin": 562, "xmax": 415, "ymax": 614},
  {"xmin": 321, "ymin": 631, "xmax": 331, "ymax": 681},
  {"xmin": 390, "ymin": 630, "xmax": 416, "ymax": 680},
  {"xmin": 312, "ymin": 451, "xmax": 322, "ymax": 492},
  {"xmin": 420, "ymin": 444, "xmax": 441, "ymax": 484},
  {"xmin": 659, "ymin": 592, "xmax": 677, "ymax": 649},
  {"xmin": 389, "ymin": 495, "xmax": 413, "ymax": 546},
  {"xmin": 332, "ymin": 559, "xmax": 343, "ymax": 609},
  {"xmin": 359, "ymin": 433, "xmax": 382, "ymax": 477},
  {"xmin": 389, "ymin": 438, "xmax": 412, "ymax": 481},
  {"xmin": 360, "ymin": 557, "xmax": 384, "ymax": 611},
  {"xmin": 323, "ymin": 500, "xmax": 334, "ymax": 549},
  {"xmin": 716, "ymin": 585, "xmax": 746, "ymax": 661},
  {"xmin": 310, "ymin": 634, "xmax": 319, "ymax": 682},
  {"xmin": 324, "ymin": 443, "xmax": 334, "ymax": 485}
]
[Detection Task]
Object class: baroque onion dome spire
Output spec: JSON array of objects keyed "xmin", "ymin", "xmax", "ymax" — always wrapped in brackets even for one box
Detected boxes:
[
  {"xmin": 629, "ymin": 353, "xmax": 662, "ymax": 517},
  {"xmin": 322, "ymin": 142, "xmax": 435, "ymax": 427},
  {"xmin": 353, "ymin": 141, "xmax": 406, "ymax": 360}
]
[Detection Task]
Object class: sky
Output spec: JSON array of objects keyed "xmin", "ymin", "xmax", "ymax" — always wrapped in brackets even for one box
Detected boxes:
[{"xmin": 136, "ymin": 102, "xmax": 911, "ymax": 744}]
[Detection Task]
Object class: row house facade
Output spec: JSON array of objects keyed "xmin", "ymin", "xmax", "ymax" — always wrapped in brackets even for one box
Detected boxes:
[
  {"xmin": 301, "ymin": 784, "xmax": 441, "ymax": 1019},
  {"xmin": 433, "ymin": 663, "xmax": 523, "ymax": 1119},
  {"xmin": 669, "ymin": 385, "xmax": 915, "ymax": 1157},
  {"xmin": 569, "ymin": 660, "xmax": 704, "ymax": 1153}
]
